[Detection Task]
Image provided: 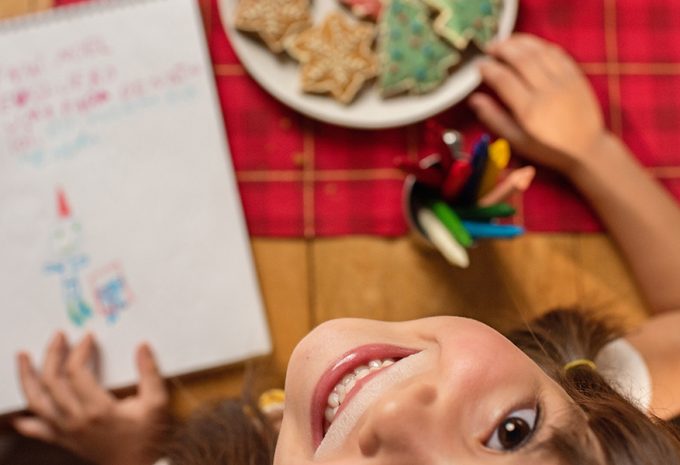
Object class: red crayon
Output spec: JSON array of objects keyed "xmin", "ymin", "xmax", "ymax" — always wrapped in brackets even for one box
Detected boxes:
[
  {"xmin": 441, "ymin": 160, "xmax": 472, "ymax": 200},
  {"xmin": 395, "ymin": 157, "xmax": 445, "ymax": 188}
]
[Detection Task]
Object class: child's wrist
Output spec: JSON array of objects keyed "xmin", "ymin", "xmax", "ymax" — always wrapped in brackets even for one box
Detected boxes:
[{"xmin": 563, "ymin": 131, "xmax": 616, "ymax": 180}]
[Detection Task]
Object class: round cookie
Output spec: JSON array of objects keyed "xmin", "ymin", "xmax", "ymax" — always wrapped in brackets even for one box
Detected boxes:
[{"xmin": 339, "ymin": 0, "xmax": 383, "ymax": 21}]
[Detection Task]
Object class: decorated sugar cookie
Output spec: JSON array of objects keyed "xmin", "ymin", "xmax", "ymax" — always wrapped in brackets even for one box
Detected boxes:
[
  {"xmin": 235, "ymin": 0, "xmax": 312, "ymax": 53},
  {"xmin": 378, "ymin": 0, "xmax": 460, "ymax": 96},
  {"xmin": 339, "ymin": 0, "xmax": 383, "ymax": 21},
  {"xmin": 286, "ymin": 12, "xmax": 378, "ymax": 104},
  {"xmin": 423, "ymin": 0, "xmax": 502, "ymax": 50}
]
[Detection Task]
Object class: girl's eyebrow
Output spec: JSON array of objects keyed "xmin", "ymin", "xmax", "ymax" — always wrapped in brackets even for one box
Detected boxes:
[{"xmin": 525, "ymin": 403, "xmax": 602, "ymax": 465}]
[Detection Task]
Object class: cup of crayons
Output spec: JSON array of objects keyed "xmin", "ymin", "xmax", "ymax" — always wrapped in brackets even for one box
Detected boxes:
[{"xmin": 398, "ymin": 127, "xmax": 536, "ymax": 268}]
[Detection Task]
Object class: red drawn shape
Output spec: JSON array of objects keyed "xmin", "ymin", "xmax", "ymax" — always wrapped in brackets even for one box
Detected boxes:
[
  {"xmin": 15, "ymin": 90, "xmax": 29, "ymax": 107},
  {"xmin": 57, "ymin": 188, "xmax": 71, "ymax": 218}
]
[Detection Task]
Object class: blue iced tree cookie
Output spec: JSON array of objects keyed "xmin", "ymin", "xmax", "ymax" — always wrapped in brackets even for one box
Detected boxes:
[
  {"xmin": 378, "ymin": 0, "xmax": 460, "ymax": 97},
  {"xmin": 424, "ymin": 0, "xmax": 502, "ymax": 50}
]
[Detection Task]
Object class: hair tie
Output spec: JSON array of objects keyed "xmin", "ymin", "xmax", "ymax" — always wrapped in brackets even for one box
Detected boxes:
[
  {"xmin": 258, "ymin": 388, "xmax": 285, "ymax": 414},
  {"xmin": 563, "ymin": 358, "xmax": 597, "ymax": 373}
]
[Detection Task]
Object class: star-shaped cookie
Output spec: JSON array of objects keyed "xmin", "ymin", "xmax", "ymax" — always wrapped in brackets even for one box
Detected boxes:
[
  {"xmin": 235, "ymin": 0, "xmax": 312, "ymax": 53},
  {"xmin": 423, "ymin": 0, "xmax": 502, "ymax": 50},
  {"xmin": 286, "ymin": 12, "xmax": 378, "ymax": 104}
]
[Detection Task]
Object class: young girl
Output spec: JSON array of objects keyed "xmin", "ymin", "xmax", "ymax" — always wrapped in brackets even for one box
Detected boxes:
[{"xmin": 13, "ymin": 34, "xmax": 680, "ymax": 464}]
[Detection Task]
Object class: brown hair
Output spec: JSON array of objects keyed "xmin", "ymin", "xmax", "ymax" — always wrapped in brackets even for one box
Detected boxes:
[
  {"xmin": 165, "ymin": 393, "xmax": 277, "ymax": 465},
  {"xmin": 508, "ymin": 308, "xmax": 680, "ymax": 464},
  {"xmin": 167, "ymin": 309, "xmax": 680, "ymax": 464}
]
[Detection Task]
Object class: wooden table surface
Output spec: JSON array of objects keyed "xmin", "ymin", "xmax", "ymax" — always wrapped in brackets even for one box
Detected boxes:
[{"xmin": 1, "ymin": 0, "xmax": 648, "ymax": 431}]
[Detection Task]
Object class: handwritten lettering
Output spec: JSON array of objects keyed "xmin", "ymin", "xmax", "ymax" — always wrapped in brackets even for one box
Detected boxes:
[{"xmin": 0, "ymin": 35, "xmax": 202, "ymax": 167}]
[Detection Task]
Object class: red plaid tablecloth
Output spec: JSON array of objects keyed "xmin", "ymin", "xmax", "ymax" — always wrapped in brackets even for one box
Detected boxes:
[{"xmin": 55, "ymin": 0, "xmax": 680, "ymax": 237}]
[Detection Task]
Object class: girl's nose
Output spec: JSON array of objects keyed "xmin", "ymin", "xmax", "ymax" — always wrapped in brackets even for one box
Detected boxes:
[{"xmin": 357, "ymin": 380, "xmax": 439, "ymax": 459}]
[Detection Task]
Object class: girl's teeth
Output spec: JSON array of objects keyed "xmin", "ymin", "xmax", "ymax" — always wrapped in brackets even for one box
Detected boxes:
[
  {"xmin": 345, "ymin": 378, "xmax": 356, "ymax": 392},
  {"xmin": 325, "ymin": 406, "xmax": 338, "ymax": 423},
  {"xmin": 354, "ymin": 367, "xmax": 369, "ymax": 379},
  {"xmin": 324, "ymin": 358, "xmax": 398, "ymax": 428}
]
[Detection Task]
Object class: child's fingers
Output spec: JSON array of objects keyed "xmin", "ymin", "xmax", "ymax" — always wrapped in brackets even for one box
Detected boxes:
[
  {"xmin": 510, "ymin": 34, "xmax": 570, "ymax": 77},
  {"xmin": 41, "ymin": 332, "xmax": 67, "ymax": 381},
  {"xmin": 487, "ymin": 35, "xmax": 554, "ymax": 89},
  {"xmin": 17, "ymin": 353, "xmax": 60, "ymax": 423},
  {"xmin": 468, "ymin": 93, "xmax": 528, "ymax": 148},
  {"xmin": 12, "ymin": 416, "xmax": 59, "ymax": 444},
  {"xmin": 542, "ymin": 42, "xmax": 582, "ymax": 79},
  {"xmin": 478, "ymin": 59, "xmax": 532, "ymax": 120},
  {"xmin": 65, "ymin": 334, "xmax": 113, "ymax": 408},
  {"xmin": 40, "ymin": 334, "xmax": 84, "ymax": 422},
  {"xmin": 136, "ymin": 343, "xmax": 168, "ymax": 411}
]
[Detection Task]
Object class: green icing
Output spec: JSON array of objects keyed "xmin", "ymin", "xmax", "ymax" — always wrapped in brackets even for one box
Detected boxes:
[
  {"xmin": 427, "ymin": 0, "xmax": 502, "ymax": 49},
  {"xmin": 378, "ymin": 0, "xmax": 460, "ymax": 96}
]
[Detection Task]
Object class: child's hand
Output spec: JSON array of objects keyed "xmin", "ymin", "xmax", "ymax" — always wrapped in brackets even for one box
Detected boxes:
[
  {"xmin": 470, "ymin": 33, "xmax": 607, "ymax": 175},
  {"xmin": 14, "ymin": 332, "xmax": 169, "ymax": 465}
]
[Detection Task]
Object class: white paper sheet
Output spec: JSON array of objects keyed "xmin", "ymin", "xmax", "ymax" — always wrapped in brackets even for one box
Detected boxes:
[{"xmin": 0, "ymin": 0, "xmax": 271, "ymax": 413}]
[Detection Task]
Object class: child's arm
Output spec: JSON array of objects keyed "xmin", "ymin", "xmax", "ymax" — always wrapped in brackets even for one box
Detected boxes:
[
  {"xmin": 470, "ymin": 33, "xmax": 680, "ymax": 419},
  {"xmin": 470, "ymin": 33, "xmax": 680, "ymax": 316},
  {"xmin": 14, "ymin": 332, "xmax": 170, "ymax": 465}
]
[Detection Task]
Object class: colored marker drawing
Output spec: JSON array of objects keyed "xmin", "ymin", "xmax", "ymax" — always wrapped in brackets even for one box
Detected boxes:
[
  {"xmin": 44, "ymin": 189, "xmax": 93, "ymax": 326},
  {"xmin": 89, "ymin": 262, "xmax": 134, "ymax": 324}
]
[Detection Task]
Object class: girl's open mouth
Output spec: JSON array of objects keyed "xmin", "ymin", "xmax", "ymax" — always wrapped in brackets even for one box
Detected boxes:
[{"xmin": 311, "ymin": 344, "xmax": 419, "ymax": 448}]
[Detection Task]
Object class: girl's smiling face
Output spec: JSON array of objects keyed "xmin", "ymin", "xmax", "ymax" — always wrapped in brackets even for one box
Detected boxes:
[{"xmin": 275, "ymin": 316, "xmax": 600, "ymax": 465}]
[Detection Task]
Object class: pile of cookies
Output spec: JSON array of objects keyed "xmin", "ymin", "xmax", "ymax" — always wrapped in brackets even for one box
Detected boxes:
[{"xmin": 234, "ymin": 0, "xmax": 503, "ymax": 104}]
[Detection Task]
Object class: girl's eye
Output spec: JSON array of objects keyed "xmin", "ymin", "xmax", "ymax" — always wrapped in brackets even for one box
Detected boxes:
[{"xmin": 485, "ymin": 407, "xmax": 538, "ymax": 451}]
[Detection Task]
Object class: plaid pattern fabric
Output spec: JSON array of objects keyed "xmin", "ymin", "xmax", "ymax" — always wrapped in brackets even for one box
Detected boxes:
[{"xmin": 54, "ymin": 0, "xmax": 680, "ymax": 237}]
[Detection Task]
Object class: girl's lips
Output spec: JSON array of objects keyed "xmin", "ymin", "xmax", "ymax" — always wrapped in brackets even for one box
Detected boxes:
[{"xmin": 311, "ymin": 344, "xmax": 419, "ymax": 448}]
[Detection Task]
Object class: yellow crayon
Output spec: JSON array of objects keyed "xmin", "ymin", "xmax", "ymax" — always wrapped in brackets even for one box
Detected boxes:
[{"xmin": 477, "ymin": 139, "xmax": 511, "ymax": 198}]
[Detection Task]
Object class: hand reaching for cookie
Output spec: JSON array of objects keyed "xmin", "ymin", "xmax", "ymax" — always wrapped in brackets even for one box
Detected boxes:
[
  {"xmin": 469, "ymin": 33, "xmax": 607, "ymax": 175},
  {"xmin": 14, "ymin": 332, "xmax": 169, "ymax": 465}
]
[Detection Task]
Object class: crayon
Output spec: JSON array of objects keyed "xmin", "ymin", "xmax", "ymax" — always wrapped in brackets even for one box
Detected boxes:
[
  {"xmin": 395, "ymin": 158, "xmax": 445, "ymax": 188},
  {"xmin": 461, "ymin": 221, "xmax": 524, "ymax": 239},
  {"xmin": 441, "ymin": 159, "xmax": 472, "ymax": 200},
  {"xmin": 417, "ymin": 208, "xmax": 470, "ymax": 268},
  {"xmin": 454, "ymin": 203, "xmax": 516, "ymax": 219},
  {"xmin": 478, "ymin": 166, "xmax": 536, "ymax": 207},
  {"xmin": 442, "ymin": 130, "xmax": 466, "ymax": 161},
  {"xmin": 457, "ymin": 135, "xmax": 490, "ymax": 205},
  {"xmin": 477, "ymin": 138, "xmax": 511, "ymax": 198},
  {"xmin": 430, "ymin": 200, "xmax": 473, "ymax": 247}
]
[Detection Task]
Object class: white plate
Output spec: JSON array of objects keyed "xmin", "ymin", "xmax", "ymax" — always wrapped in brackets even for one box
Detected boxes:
[{"xmin": 218, "ymin": 0, "xmax": 518, "ymax": 129}]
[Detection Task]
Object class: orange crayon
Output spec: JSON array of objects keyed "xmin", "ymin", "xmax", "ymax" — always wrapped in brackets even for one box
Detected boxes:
[{"xmin": 478, "ymin": 166, "xmax": 536, "ymax": 207}]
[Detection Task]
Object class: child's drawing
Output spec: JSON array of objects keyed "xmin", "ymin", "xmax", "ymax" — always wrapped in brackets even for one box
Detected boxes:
[
  {"xmin": 44, "ymin": 188, "xmax": 93, "ymax": 326},
  {"xmin": 89, "ymin": 262, "xmax": 134, "ymax": 324}
]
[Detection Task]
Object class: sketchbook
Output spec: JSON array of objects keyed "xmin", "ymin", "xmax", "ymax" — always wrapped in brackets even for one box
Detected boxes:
[{"xmin": 0, "ymin": 0, "xmax": 271, "ymax": 413}]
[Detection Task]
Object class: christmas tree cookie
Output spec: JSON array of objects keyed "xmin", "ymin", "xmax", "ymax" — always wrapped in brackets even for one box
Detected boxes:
[
  {"xmin": 286, "ymin": 12, "xmax": 378, "ymax": 104},
  {"xmin": 235, "ymin": 0, "xmax": 312, "ymax": 53},
  {"xmin": 424, "ymin": 0, "xmax": 502, "ymax": 50},
  {"xmin": 378, "ymin": 0, "xmax": 460, "ymax": 97}
]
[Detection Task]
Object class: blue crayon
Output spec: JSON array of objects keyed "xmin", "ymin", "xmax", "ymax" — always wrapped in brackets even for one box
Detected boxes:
[
  {"xmin": 456, "ymin": 135, "xmax": 490, "ymax": 205},
  {"xmin": 461, "ymin": 221, "xmax": 524, "ymax": 239}
]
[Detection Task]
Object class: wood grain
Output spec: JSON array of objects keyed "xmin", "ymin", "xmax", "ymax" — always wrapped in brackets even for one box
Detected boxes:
[{"xmin": 0, "ymin": 0, "xmax": 51, "ymax": 18}]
